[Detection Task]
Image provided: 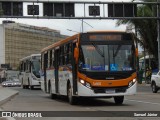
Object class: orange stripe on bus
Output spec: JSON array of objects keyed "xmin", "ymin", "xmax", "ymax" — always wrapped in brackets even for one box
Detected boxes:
[
  {"xmin": 78, "ymin": 72, "xmax": 136, "ymax": 87},
  {"xmin": 41, "ymin": 34, "xmax": 79, "ymax": 52}
]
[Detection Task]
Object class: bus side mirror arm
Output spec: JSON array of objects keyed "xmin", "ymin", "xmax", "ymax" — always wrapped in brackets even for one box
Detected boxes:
[{"xmin": 74, "ymin": 47, "xmax": 79, "ymax": 64}]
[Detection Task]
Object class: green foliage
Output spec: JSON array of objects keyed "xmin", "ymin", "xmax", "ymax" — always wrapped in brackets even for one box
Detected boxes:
[{"xmin": 116, "ymin": 0, "xmax": 158, "ymax": 60}]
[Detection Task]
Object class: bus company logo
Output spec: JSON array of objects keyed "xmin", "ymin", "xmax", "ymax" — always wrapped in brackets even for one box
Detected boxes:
[
  {"xmin": 2, "ymin": 112, "xmax": 11, "ymax": 117},
  {"xmin": 93, "ymin": 82, "xmax": 101, "ymax": 86},
  {"xmin": 108, "ymin": 82, "xmax": 112, "ymax": 85},
  {"xmin": 1, "ymin": 112, "xmax": 42, "ymax": 118}
]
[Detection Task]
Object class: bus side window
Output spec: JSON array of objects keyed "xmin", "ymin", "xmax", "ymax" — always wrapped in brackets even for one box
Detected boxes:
[
  {"xmin": 29, "ymin": 61, "xmax": 32, "ymax": 72},
  {"xmin": 49, "ymin": 50, "xmax": 52, "ymax": 67},
  {"xmin": 20, "ymin": 63, "xmax": 22, "ymax": 71},
  {"xmin": 64, "ymin": 44, "xmax": 67, "ymax": 65},
  {"xmin": 59, "ymin": 47, "xmax": 62, "ymax": 65},
  {"xmin": 52, "ymin": 49, "xmax": 55, "ymax": 67},
  {"xmin": 59, "ymin": 46, "xmax": 64, "ymax": 65},
  {"xmin": 66, "ymin": 44, "xmax": 69, "ymax": 65},
  {"xmin": 48, "ymin": 51, "xmax": 50, "ymax": 68},
  {"xmin": 41, "ymin": 54, "xmax": 44, "ymax": 70},
  {"xmin": 44, "ymin": 52, "xmax": 48, "ymax": 69},
  {"xmin": 26, "ymin": 61, "xmax": 29, "ymax": 72},
  {"xmin": 24, "ymin": 62, "xmax": 26, "ymax": 72},
  {"xmin": 68, "ymin": 43, "xmax": 72, "ymax": 64}
]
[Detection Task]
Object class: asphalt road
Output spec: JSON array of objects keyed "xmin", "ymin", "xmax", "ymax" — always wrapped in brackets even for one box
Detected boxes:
[{"xmin": 0, "ymin": 84, "xmax": 160, "ymax": 120}]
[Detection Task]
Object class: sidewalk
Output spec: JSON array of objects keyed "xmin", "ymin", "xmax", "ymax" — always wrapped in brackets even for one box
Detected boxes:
[
  {"xmin": 0, "ymin": 85, "xmax": 18, "ymax": 120},
  {"xmin": 0, "ymin": 86, "xmax": 19, "ymax": 106}
]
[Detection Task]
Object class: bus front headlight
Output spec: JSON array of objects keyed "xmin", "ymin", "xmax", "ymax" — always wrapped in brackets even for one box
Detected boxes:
[
  {"xmin": 32, "ymin": 75, "xmax": 37, "ymax": 80},
  {"xmin": 128, "ymin": 78, "xmax": 136, "ymax": 88},
  {"xmin": 79, "ymin": 79, "xmax": 91, "ymax": 89}
]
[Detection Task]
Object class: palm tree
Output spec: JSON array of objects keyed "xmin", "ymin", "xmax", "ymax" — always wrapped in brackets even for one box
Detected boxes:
[{"xmin": 116, "ymin": 0, "xmax": 158, "ymax": 60}]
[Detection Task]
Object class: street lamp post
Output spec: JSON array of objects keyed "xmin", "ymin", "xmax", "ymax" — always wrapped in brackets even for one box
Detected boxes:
[
  {"xmin": 79, "ymin": 19, "xmax": 94, "ymax": 33},
  {"xmin": 157, "ymin": 0, "xmax": 160, "ymax": 70},
  {"xmin": 67, "ymin": 20, "xmax": 94, "ymax": 33}
]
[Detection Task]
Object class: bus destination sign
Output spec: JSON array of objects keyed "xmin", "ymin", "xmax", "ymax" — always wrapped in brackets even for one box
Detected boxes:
[{"xmin": 89, "ymin": 35, "xmax": 122, "ymax": 41}]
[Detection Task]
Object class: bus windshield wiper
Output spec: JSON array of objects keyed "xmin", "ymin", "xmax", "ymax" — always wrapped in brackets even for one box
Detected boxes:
[
  {"xmin": 113, "ymin": 45, "xmax": 122, "ymax": 57},
  {"xmin": 92, "ymin": 43, "xmax": 104, "ymax": 57}
]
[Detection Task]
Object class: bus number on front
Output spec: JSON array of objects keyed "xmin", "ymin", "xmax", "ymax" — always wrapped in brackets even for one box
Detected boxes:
[{"xmin": 93, "ymin": 82, "xmax": 101, "ymax": 86}]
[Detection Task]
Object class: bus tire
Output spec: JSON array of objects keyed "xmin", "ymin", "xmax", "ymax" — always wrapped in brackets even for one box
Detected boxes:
[
  {"xmin": 152, "ymin": 82, "xmax": 158, "ymax": 93},
  {"xmin": 21, "ymin": 78, "xmax": 25, "ymax": 89},
  {"xmin": 23, "ymin": 85, "xmax": 25, "ymax": 89},
  {"xmin": 114, "ymin": 96, "xmax": 124, "ymax": 105},
  {"xmin": 28, "ymin": 79, "xmax": 33, "ymax": 90},
  {"xmin": 49, "ymin": 84, "xmax": 57, "ymax": 99},
  {"xmin": 67, "ymin": 83, "xmax": 76, "ymax": 105},
  {"xmin": 26, "ymin": 85, "xmax": 29, "ymax": 89},
  {"xmin": 30, "ymin": 86, "xmax": 34, "ymax": 90},
  {"xmin": 22, "ymin": 79, "xmax": 25, "ymax": 89}
]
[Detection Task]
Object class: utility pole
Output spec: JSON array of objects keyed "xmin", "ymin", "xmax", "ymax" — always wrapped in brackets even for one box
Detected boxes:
[
  {"xmin": 79, "ymin": 19, "xmax": 93, "ymax": 33},
  {"xmin": 82, "ymin": 19, "xmax": 84, "ymax": 33},
  {"xmin": 157, "ymin": 0, "xmax": 160, "ymax": 70}
]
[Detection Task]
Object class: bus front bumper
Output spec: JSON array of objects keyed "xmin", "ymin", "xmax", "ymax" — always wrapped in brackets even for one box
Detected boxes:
[{"xmin": 77, "ymin": 82, "xmax": 137, "ymax": 97}]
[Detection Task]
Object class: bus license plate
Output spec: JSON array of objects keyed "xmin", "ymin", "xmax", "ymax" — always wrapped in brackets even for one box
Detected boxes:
[{"xmin": 106, "ymin": 89, "xmax": 115, "ymax": 94}]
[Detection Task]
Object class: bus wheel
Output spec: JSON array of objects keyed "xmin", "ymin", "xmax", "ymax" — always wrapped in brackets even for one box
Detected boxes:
[
  {"xmin": 23, "ymin": 85, "xmax": 26, "ymax": 89},
  {"xmin": 114, "ymin": 96, "xmax": 124, "ymax": 105},
  {"xmin": 26, "ymin": 85, "xmax": 29, "ymax": 89},
  {"xmin": 49, "ymin": 85, "xmax": 56, "ymax": 99},
  {"xmin": 30, "ymin": 86, "xmax": 34, "ymax": 90},
  {"xmin": 67, "ymin": 83, "xmax": 76, "ymax": 105},
  {"xmin": 152, "ymin": 82, "xmax": 158, "ymax": 93},
  {"xmin": 22, "ymin": 79, "xmax": 26, "ymax": 89}
]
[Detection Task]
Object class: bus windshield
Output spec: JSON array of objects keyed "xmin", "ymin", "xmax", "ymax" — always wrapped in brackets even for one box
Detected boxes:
[
  {"xmin": 32, "ymin": 60, "xmax": 40, "ymax": 78},
  {"xmin": 79, "ymin": 44, "xmax": 135, "ymax": 72}
]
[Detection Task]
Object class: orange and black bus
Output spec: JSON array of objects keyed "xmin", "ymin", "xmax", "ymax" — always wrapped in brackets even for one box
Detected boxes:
[{"xmin": 41, "ymin": 31, "xmax": 137, "ymax": 105}]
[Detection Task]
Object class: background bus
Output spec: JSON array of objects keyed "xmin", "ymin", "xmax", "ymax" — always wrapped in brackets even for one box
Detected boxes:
[
  {"xmin": 19, "ymin": 54, "xmax": 41, "ymax": 90},
  {"xmin": 41, "ymin": 31, "xmax": 137, "ymax": 105},
  {"xmin": 139, "ymin": 55, "xmax": 158, "ymax": 72}
]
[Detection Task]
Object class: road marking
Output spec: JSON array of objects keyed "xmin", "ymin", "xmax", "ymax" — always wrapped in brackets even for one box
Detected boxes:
[{"xmin": 125, "ymin": 99, "xmax": 160, "ymax": 105}]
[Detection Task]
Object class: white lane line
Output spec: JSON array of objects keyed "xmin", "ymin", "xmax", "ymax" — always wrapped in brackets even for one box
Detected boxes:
[{"xmin": 125, "ymin": 99, "xmax": 160, "ymax": 105}]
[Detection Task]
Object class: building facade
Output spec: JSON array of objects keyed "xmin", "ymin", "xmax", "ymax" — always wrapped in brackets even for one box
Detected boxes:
[{"xmin": 0, "ymin": 21, "xmax": 67, "ymax": 70}]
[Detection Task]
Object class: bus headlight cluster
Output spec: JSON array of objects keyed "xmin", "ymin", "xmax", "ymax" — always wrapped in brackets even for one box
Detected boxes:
[
  {"xmin": 80, "ymin": 79, "xmax": 91, "ymax": 89},
  {"xmin": 128, "ymin": 78, "xmax": 136, "ymax": 88},
  {"xmin": 32, "ymin": 75, "xmax": 37, "ymax": 80}
]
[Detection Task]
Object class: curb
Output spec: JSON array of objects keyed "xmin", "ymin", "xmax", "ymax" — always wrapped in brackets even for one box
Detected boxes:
[
  {"xmin": 0, "ymin": 87, "xmax": 18, "ymax": 120},
  {"xmin": 0, "ymin": 88, "xmax": 19, "ymax": 106}
]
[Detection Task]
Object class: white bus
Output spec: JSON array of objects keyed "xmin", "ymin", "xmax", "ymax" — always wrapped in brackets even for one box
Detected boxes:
[
  {"xmin": 41, "ymin": 31, "xmax": 137, "ymax": 105},
  {"xmin": 19, "ymin": 54, "xmax": 41, "ymax": 89}
]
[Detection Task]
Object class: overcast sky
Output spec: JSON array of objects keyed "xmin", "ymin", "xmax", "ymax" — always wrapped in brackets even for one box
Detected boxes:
[{"xmin": 0, "ymin": 0, "xmax": 134, "ymax": 36}]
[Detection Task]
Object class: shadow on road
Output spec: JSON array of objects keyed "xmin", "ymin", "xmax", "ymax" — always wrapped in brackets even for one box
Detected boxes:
[{"xmin": 45, "ymin": 95, "xmax": 131, "ymax": 107}]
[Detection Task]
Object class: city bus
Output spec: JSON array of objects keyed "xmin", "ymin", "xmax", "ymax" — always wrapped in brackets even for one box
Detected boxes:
[
  {"xmin": 19, "ymin": 54, "xmax": 41, "ymax": 90},
  {"xmin": 41, "ymin": 31, "xmax": 137, "ymax": 105}
]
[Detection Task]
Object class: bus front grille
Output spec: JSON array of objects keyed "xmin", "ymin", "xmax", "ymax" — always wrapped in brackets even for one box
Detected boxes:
[{"xmin": 93, "ymin": 86, "xmax": 127, "ymax": 94}]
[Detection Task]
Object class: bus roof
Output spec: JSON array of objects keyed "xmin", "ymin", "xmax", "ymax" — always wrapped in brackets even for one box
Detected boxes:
[
  {"xmin": 41, "ymin": 31, "xmax": 132, "ymax": 53},
  {"xmin": 20, "ymin": 54, "xmax": 41, "ymax": 61},
  {"xmin": 87, "ymin": 30, "xmax": 127, "ymax": 33},
  {"xmin": 41, "ymin": 34, "xmax": 79, "ymax": 53}
]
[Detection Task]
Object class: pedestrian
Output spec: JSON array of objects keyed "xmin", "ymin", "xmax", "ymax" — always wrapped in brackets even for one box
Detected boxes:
[{"xmin": 146, "ymin": 65, "xmax": 152, "ymax": 84}]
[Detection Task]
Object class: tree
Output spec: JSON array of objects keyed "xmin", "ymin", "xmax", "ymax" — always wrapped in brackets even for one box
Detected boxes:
[{"xmin": 116, "ymin": 0, "xmax": 158, "ymax": 60}]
